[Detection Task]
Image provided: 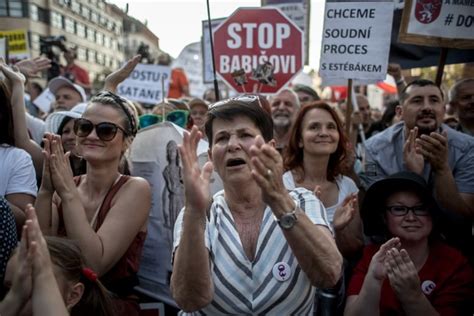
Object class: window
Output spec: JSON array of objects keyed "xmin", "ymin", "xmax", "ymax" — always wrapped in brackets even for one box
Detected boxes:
[
  {"xmin": 30, "ymin": 33, "xmax": 40, "ymax": 50},
  {"xmin": 104, "ymin": 35, "xmax": 110, "ymax": 48},
  {"xmin": 51, "ymin": 11, "xmax": 63, "ymax": 29},
  {"xmin": 96, "ymin": 52, "xmax": 104, "ymax": 65},
  {"xmin": 30, "ymin": 3, "xmax": 37, "ymax": 20},
  {"xmin": 96, "ymin": 32, "xmax": 103, "ymax": 45},
  {"xmin": 0, "ymin": 0, "xmax": 27, "ymax": 17},
  {"xmin": 81, "ymin": 5, "xmax": 89, "ymax": 19},
  {"xmin": 90, "ymin": 11, "xmax": 98, "ymax": 24},
  {"xmin": 58, "ymin": 0, "xmax": 70, "ymax": 6},
  {"xmin": 37, "ymin": 5, "xmax": 48, "ymax": 23},
  {"xmin": 65, "ymin": 17, "xmax": 75, "ymax": 34},
  {"xmin": 77, "ymin": 47, "xmax": 86, "ymax": 61},
  {"xmin": 86, "ymin": 27, "xmax": 95, "ymax": 41},
  {"xmin": 76, "ymin": 22, "xmax": 85, "ymax": 38},
  {"xmin": 71, "ymin": 0, "xmax": 80, "ymax": 14},
  {"xmin": 87, "ymin": 49, "xmax": 95, "ymax": 62}
]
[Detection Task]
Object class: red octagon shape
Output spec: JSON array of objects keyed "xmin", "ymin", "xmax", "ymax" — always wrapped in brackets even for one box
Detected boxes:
[{"xmin": 213, "ymin": 7, "xmax": 303, "ymax": 94}]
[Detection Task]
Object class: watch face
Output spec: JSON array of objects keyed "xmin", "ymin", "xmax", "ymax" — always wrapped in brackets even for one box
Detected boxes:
[{"xmin": 280, "ymin": 213, "xmax": 296, "ymax": 229}]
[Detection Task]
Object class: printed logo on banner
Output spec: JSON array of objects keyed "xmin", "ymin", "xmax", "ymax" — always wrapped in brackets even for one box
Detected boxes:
[{"xmin": 414, "ymin": 0, "xmax": 442, "ymax": 24}]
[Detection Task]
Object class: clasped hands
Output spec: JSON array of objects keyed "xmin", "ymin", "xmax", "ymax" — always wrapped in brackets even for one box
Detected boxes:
[
  {"xmin": 369, "ymin": 237, "xmax": 422, "ymax": 300},
  {"xmin": 403, "ymin": 127, "xmax": 449, "ymax": 175},
  {"xmin": 41, "ymin": 133, "xmax": 75, "ymax": 196}
]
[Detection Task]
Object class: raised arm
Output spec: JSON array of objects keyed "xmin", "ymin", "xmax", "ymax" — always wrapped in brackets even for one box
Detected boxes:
[
  {"xmin": 35, "ymin": 134, "xmax": 56, "ymax": 235},
  {"xmin": 0, "ymin": 61, "xmax": 43, "ymax": 176},
  {"xmin": 103, "ymin": 55, "xmax": 141, "ymax": 93},
  {"xmin": 25, "ymin": 205, "xmax": 69, "ymax": 316},
  {"xmin": 170, "ymin": 126, "xmax": 214, "ymax": 312},
  {"xmin": 250, "ymin": 136, "xmax": 343, "ymax": 288}
]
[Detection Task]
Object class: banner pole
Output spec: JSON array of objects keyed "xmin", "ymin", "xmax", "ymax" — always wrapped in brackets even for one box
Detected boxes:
[
  {"xmin": 345, "ymin": 79, "xmax": 353, "ymax": 137},
  {"xmin": 435, "ymin": 47, "xmax": 448, "ymax": 87},
  {"xmin": 206, "ymin": 0, "xmax": 220, "ymax": 101}
]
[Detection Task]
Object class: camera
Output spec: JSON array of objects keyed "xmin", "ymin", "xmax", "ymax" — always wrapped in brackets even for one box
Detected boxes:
[{"xmin": 40, "ymin": 35, "xmax": 68, "ymax": 80}]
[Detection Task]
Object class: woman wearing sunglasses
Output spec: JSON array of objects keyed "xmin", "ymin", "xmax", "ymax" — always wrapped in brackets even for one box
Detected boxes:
[
  {"xmin": 345, "ymin": 171, "xmax": 473, "ymax": 315},
  {"xmin": 35, "ymin": 91, "xmax": 151, "ymax": 316}
]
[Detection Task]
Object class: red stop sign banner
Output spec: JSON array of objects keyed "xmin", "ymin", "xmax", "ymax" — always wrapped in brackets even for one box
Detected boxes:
[{"xmin": 213, "ymin": 7, "xmax": 303, "ymax": 94}]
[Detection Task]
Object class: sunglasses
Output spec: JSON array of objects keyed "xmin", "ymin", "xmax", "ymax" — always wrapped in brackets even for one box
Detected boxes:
[
  {"xmin": 139, "ymin": 110, "xmax": 189, "ymax": 129},
  {"xmin": 74, "ymin": 118, "xmax": 128, "ymax": 141}
]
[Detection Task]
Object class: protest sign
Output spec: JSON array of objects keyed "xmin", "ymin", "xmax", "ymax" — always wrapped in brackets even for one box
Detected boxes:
[
  {"xmin": 33, "ymin": 88, "xmax": 55, "ymax": 113},
  {"xmin": 117, "ymin": 63, "xmax": 171, "ymax": 104},
  {"xmin": 202, "ymin": 18, "xmax": 225, "ymax": 83},
  {"xmin": 0, "ymin": 29, "xmax": 30, "ymax": 62},
  {"xmin": 130, "ymin": 122, "xmax": 222, "ymax": 304},
  {"xmin": 213, "ymin": 7, "xmax": 303, "ymax": 94},
  {"xmin": 389, "ymin": 6, "xmax": 474, "ymax": 69},
  {"xmin": 262, "ymin": 0, "xmax": 310, "ymax": 65},
  {"xmin": 319, "ymin": 1, "xmax": 394, "ymax": 82},
  {"xmin": 399, "ymin": 0, "xmax": 474, "ymax": 49}
]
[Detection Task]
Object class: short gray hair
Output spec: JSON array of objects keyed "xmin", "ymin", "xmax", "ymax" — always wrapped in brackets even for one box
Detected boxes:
[
  {"xmin": 269, "ymin": 88, "xmax": 301, "ymax": 109},
  {"xmin": 448, "ymin": 78, "xmax": 474, "ymax": 103}
]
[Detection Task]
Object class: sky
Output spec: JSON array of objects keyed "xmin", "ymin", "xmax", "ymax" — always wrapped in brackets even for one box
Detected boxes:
[{"xmin": 107, "ymin": 0, "xmax": 325, "ymax": 70}]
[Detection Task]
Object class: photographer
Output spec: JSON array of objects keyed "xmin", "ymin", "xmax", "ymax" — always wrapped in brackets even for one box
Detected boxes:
[{"xmin": 62, "ymin": 46, "xmax": 91, "ymax": 92}]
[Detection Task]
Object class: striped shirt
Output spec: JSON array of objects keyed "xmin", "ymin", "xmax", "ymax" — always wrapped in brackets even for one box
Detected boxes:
[{"xmin": 173, "ymin": 188, "xmax": 331, "ymax": 315}]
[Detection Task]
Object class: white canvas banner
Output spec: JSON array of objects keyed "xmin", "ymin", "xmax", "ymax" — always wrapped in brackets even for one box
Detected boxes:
[
  {"xmin": 130, "ymin": 122, "xmax": 222, "ymax": 304},
  {"xmin": 319, "ymin": 1, "xmax": 394, "ymax": 81},
  {"xmin": 117, "ymin": 63, "xmax": 171, "ymax": 104},
  {"xmin": 406, "ymin": 1, "xmax": 474, "ymax": 40}
]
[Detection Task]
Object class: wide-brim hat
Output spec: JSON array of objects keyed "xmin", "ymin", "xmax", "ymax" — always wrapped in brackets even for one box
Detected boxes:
[
  {"xmin": 361, "ymin": 171, "xmax": 440, "ymax": 237},
  {"xmin": 48, "ymin": 76, "xmax": 87, "ymax": 102},
  {"xmin": 45, "ymin": 103, "xmax": 87, "ymax": 134}
]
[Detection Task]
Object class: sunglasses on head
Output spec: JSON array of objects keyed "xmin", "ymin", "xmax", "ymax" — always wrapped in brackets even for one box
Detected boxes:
[
  {"xmin": 73, "ymin": 118, "xmax": 128, "ymax": 141},
  {"xmin": 209, "ymin": 94, "xmax": 262, "ymax": 109},
  {"xmin": 139, "ymin": 110, "xmax": 189, "ymax": 129}
]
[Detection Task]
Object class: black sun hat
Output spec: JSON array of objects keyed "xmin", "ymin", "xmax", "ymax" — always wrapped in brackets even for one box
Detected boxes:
[{"xmin": 361, "ymin": 171, "xmax": 441, "ymax": 237}]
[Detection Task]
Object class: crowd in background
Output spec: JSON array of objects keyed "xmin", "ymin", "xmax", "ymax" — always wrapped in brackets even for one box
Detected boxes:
[{"xmin": 0, "ymin": 49, "xmax": 473, "ymax": 315}]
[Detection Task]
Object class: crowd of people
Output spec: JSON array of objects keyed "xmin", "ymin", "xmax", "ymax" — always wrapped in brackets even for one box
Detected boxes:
[{"xmin": 0, "ymin": 50, "xmax": 473, "ymax": 316}]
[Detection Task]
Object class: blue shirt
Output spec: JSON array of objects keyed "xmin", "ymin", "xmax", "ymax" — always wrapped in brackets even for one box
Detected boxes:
[{"xmin": 360, "ymin": 122, "xmax": 474, "ymax": 194}]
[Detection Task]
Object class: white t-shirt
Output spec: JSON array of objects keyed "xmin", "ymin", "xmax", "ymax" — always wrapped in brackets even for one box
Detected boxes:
[
  {"xmin": 26, "ymin": 112, "xmax": 46, "ymax": 145},
  {"xmin": 0, "ymin": 145, "xmax": 37, "ymax": 197},
  {"xmin": 282, "ymin": 171, "xmax": 358, "ymax": 225}
]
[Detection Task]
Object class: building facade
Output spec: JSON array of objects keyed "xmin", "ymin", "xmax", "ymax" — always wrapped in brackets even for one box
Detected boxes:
[{"xmin": 0, "ymin": 0, "xmax": 160, "ymax": 84}]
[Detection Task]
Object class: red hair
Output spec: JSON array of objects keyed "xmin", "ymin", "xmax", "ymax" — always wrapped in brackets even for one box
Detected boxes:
[{"xmin": 283, "ymin": 102, "xmax": 349, "ymax": 182}]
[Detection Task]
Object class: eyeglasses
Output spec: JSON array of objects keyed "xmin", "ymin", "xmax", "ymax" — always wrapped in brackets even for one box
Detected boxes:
[
  {"xmin": 139, "ymin": 110, "xmax": 189, "ymax": 129},
  {"xmin": 74, "ymin": 118, "xmax": 128, "ymax": 141},
  {"xmin": 386, "ymin": 205, "xmax": 430, "ymax": 217}
]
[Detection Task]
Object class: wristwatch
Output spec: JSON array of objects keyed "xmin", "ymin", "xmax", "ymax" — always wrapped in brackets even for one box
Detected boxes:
[{"xmin": 277, "ymin": 210, "xmax": 298, "ymax": 230}]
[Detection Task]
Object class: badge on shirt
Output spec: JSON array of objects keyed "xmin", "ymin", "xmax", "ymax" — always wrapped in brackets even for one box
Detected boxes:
[
  {"xmin": 272, "ymin": 262, "xmax": 291, "ymax": 282},
  {"xmin": 421, "ymin": 280, "xmax": 436, "ymax": 295}
]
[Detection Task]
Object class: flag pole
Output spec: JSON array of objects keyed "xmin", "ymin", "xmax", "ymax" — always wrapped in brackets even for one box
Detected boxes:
[{"xmin": 206, "ymin": 0, "xmax": 220, "ymax": 101}]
